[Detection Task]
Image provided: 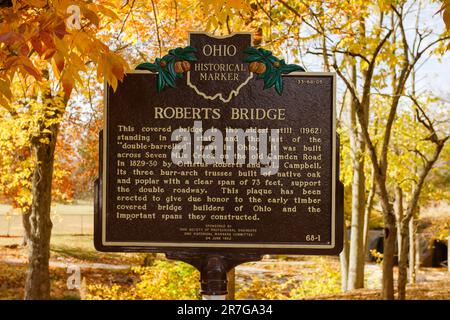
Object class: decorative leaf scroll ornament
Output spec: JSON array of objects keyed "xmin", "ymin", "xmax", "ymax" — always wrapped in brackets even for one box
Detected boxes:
[
  {"xmin": 135, "ymin": 46, "xmax": 197, "ymax": 92},
  {"xmin": 244, "ymin": 47, "xmax": 305, "ymax": 95}
]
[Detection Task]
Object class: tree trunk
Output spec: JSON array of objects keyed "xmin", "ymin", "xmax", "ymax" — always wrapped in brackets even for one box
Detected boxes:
[
  {"xmin": 353, "ymin": 104, "xmax": 396, "ymax": 299},
  {"xmin": 415, "ymin": 237, "xmax": 420, "ymax": 278},
  {"xmin": 382, "ymin": 214, "xmax": 396, "ymax": 300},
  {"xmin": 447, "ymin": 235, "xmax": 450, "ymax": 273},
  {"xmin": 408, "ymin": 218, "xmax": 416, "ymax": 284},
  {"xmin": 394, "ymin": 186, "xmax": 403, "ymax": 257},
  {"xmin": 22, "ymin": 208, "xmax": 31, "ymax": 246},
  {"xmin": 347, "ymin": 66, "xmax": 366, "ymax": 290},
  {"xmin": 25, "ymin": 131, "xmax": 57, "ymax": 299},
  {"xmin": 24, "ymin": 90, "xmax": 62, "ymax": 300},
  {"xmin": 362, "ymin": 173, "xmax": 375, "ymax": 256},
  {"xmin": 347, "ymin": 154, "xmax": 365, "ymax": 290},
  {"xmin": 340, "ymin": 225, "xmax": 349, "ymax": 292},
  {"xmin": 395, "ymin": 186, "xmax": 412, "ymax": 300},
  {"xmin": 397, "ymin": 217, "xmax": 409, "ymax": 300},
  {"xmin": 226, "ymin": 268, "xmax": 235, "ymax": 300}
]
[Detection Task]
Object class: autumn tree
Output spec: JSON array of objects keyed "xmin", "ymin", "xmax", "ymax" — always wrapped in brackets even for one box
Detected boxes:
[
  {"xmin": 389, "ymin": 94, "xmax": 449, "ymax": 299},
  {"xmin": 184, "ymin": 0, "xmax": 374, "ymax": 295},
  {"xmin": 207, "ymin": 0, "xmax": 371, "ymax": 292},
  {"xmin": 0, "ymin": 76, "xmax": 79, "ymax": 245},
  {"xmin": 323, "ymin": 0, "xmax": 449, "ymax": 299},
  {"xmin": 65, "ymin": 0, "xmax": 206, "ymax": 199},
  {"xmin": 0, "ymin": 0, "xmax": 127, "ymax": 299},
  {"xmin": 241, "ymin": 0, "xmax": 449, "ymax": 298}
]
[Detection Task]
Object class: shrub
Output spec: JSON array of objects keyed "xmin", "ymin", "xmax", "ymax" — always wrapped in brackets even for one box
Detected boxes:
[
  {"xmin": 86, "ymin": 260, "xmax": 200, "ymax": 300},
  {"xmin": 236, "ymin": 258, "xmax": 341, "ymax": 300}
]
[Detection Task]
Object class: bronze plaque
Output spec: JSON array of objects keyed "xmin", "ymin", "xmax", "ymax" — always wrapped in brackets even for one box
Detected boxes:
[{"xmin": 95, "ymin": 32, "xmax": 343, "ymax": 255}]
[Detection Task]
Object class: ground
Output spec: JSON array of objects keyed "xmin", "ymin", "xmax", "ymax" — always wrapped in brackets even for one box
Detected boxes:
[
  {"xmin": 0, "ymin": 203, "xmax": 449, "ymax": 300},
  {"xmin": 313, "ymin": 273, "xmax": 450, "ymax": 300},
  {"xmin": 0, "ymin": 234, "xmax": 449, "ymax": 300}
]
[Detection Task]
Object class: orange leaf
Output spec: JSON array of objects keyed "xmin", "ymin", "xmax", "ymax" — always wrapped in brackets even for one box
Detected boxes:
[
  {"xmin": 97, "ymin": 5, "xmax": 119, "ymax": 20},
  {"xmin": 0, "ymin": 78, "xmax": 12, "ymax": 100},
  {"xmin": 5, "ymin": 56, "xmax": 42, "ymax": 81},
  {"xmin": 30, "ymin": 37, "xmax": 44, "ymax": 55},
  {"xmin": 444, "ymin": 7, "xmax": 450, "ymax": 30},
  {"xmin": 109, "ymin": 54, "xmax": 126, "ymax": 81},
  {"xmin": 438, "ymin": 1, "xmax": 450, "ymax": 14},
  {"xmin": 0, "ymin": 32, "xmax": 24, "ymax": 45},
  {"xmin": 62, "ymin": 74, "xmax": 74, "ymax": 97},
  {"xmin": 53, "ymin": 19, "xmax": 67, "ymax": 39},
  {"xmin": 43, "ymin": 48, "xmax": 56, "ymax": 60},
  {"xmin": 40, "ymin": 32, "xmax": 55, "ymax": 50},
  {"xmin": 53, "ymin": 52, "xmax": 65, "ymax": 72},
  {"xmin": 3, "ymin": 56, "xmax": 19, "ymax": 69},
  {"xmin": 20, "ymin": 43, "xmax": 30, "ymax": 56},
  {"xmin": 112, "ymin": 64, "xmax": 125, "ymax": 81},
  {"xmin": 81, "ymin": 7, "xmax": 100, "ymax": 27},
  {"xmin": 23, "ymin": 65, "xmax": 42, "ymax": 81}
]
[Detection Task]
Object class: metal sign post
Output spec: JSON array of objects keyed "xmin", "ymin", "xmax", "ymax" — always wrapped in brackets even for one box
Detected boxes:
[{"xmin": 166, "ymin": 253, "xmax": 261, "ymax": 300}]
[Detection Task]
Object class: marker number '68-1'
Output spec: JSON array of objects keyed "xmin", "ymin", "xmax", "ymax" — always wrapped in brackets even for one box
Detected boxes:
[{"xmin": 306, "ymin": 234, "xmax": 321, "ymax": 241}]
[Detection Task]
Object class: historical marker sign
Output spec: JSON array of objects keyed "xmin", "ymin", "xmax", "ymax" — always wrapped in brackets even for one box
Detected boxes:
[{"xmin": 95, "ymin": 32, "xmax": 343, "ymax": 255}]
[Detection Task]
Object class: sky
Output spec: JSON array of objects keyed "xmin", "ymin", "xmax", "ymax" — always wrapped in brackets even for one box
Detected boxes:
[
  {"xmin": 414, "ymin": 2, "xmax": 450, "ymax": 98},
  {"xmin": 295, "ymin": 1, "xmax": 450, "ymax": 101}
]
